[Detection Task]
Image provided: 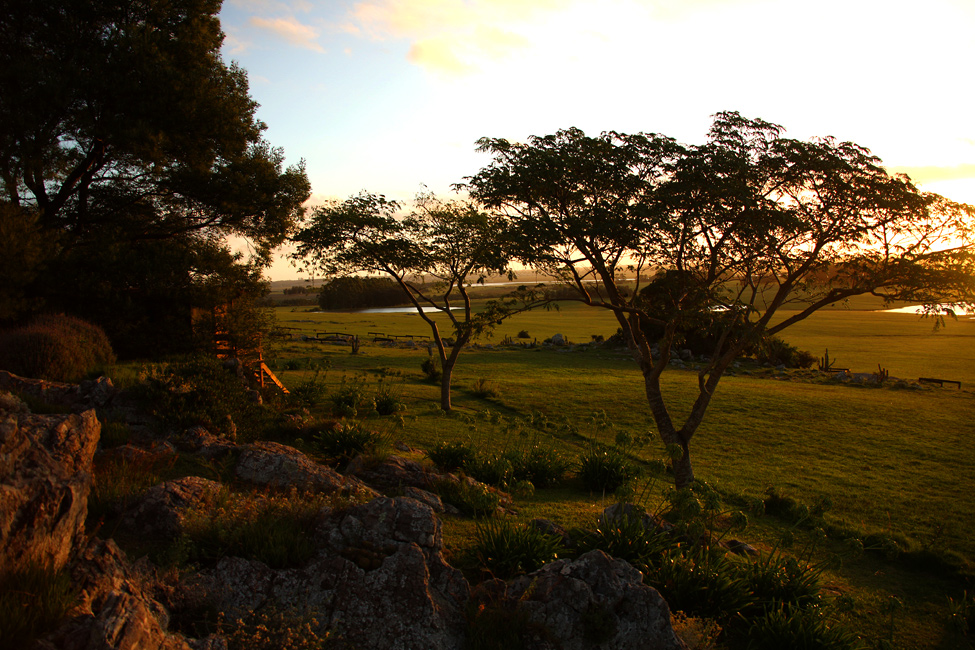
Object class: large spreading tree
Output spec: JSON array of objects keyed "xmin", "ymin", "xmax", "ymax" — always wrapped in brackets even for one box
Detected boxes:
[
  {"xmin": 0, "ymin": 0, "xmax": 309, "ymax": 353},
  {"xmin": 293, "ymin": 191, "xmax": 537, "ymax": 412},
  {"xmin": 463, "ymin": 112, "xmax": 975, "ymax": 488}
]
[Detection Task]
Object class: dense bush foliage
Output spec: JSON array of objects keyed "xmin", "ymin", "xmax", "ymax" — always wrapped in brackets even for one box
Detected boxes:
[
  {"xmin": 313, "ymin": 420, "xmax": 388, "ymax": 463},
  {"xmin": 0, "ymin": 313, "xmax": 115, "ymax": 382},
  {"xmin": 318, "ymin": 276, "xmax": 407, "ymax": 310},
  {"xmin": 473, "ymin": 518, "xmax": 562, "ymax": 579}
]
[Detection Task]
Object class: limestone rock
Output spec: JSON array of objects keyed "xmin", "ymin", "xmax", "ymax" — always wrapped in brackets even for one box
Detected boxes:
[
  {"xmin": 346, "ymin": 454, "xmax": 435, "ymax": 491},
  {"xmin": 0, "ymin": 401, "xmax": 100, "ymax": 570},
  {"xmin": 122, "ymin": 476, "xmax": 224, "ymax": 539},
  {"xmin": 505, "ymin": 550, "xmax": 685, "ymax": 650},
  {"xmin": 0, "ymin": 370, "xmax": 116, "ymax": 411},
  {"xmin": 235, "ymin": 441, "xmax": 376, "ymax": 498}
]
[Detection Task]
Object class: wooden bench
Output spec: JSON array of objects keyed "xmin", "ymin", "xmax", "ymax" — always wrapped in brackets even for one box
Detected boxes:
[{"xmin": 919, "ymin": 377, "xmax": 962, "ymax": 389}]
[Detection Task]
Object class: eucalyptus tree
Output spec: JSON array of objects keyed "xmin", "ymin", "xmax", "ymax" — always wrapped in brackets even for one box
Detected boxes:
[
  {"xmin": 462, "ymin": 112, "xmax": 975, "ymax": 488},
  {"xmin": 293, "ymin": 192, "xmax": 535, "ymax": 412}
]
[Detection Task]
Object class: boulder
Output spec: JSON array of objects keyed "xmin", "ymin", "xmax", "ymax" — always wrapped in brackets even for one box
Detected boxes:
[
  {"xmin": 122, "ymin": 476, "xmax": 224, "ymax": 539},
  {"xmin": 0, "ymin": 370, "xmax": 116, "ymax": 411},
  {"xmin": 0, "ymin": 397, "xmax": 100, "ymax": 570},
  {"xmin": 235, "ymin": 441, "xmax": 376, "ymax": 498},
  {"xmin": 345, "ymin": 454, "xmax": 435, "ymax": 491},
  {"xmin": 504, "ymin": 550, "xmax": 685, "ymax": 650},
  {"xmin": 193, "ymin": 497, "xmax": 470, "ymax": 650},
  {"xmin": 41, "ymin": 538, "xmax": 192, "ymax": 650}
]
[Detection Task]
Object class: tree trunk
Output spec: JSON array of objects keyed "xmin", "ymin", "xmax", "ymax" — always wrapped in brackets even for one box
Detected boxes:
[
  {"xmin": 440, "ymin": 360, "xmax": 454, "ymax": 412},
  {"xmin": 642, "ymin": 368, "xmax": 696, "ymax": 489}
]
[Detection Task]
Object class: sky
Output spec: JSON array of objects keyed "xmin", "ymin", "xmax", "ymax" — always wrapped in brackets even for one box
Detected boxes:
[{"xmin": 218, "ymin": 0, "xmax": 975, "ymax": 280}]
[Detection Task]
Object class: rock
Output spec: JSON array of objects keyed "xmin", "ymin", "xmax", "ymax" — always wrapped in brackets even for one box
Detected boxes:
[
  {"xmin": 0, "ymin": 400, "xmax": 100, "ymax": 570},
  {"xmin": 0, "ymin": 370, "xmax": 116, "ymax": 411},
  {"xmin": 680, "ymin": 349, "xmax": 693, "ymax": 361},
  {"xmin": 550, "ymin": 333, "xmax": 566, "ymax": 346},
  {"xmin": 122, "ymin": 477, "xmax": 224, "ymax": 539},
  {"xmin": 723, "ymin": 539, "xmax": 760, "ymax": 556},
  {"xmin": 171, "ymin": 426, "xmax": 235, "ymax": 459},
  {"xmin": 401, "ymin": 487, "xmax": 445, "ymax": 513},
  {"xmin": 235, "ymin": 441, "xmax": 376, "ymax": 497},
  {"xmin": 346, "ymin": 454, "xmax": 435, "ymax": 491},
  {"xmin": 195, "ymin": 497, "xmax": 470, "ymax": 650},
  {"xmin": 43, "ymin": 538, "xmax": 192, "ymax": 650},
  {"xmin": 504, "ymin": 550, "xmax": 685, "ymax": 650}
]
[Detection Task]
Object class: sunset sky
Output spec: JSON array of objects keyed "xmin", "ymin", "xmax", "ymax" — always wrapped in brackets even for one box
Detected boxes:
[{"xmin": 218, "ymin": 0, "xmax": 975, "ymax": 280}]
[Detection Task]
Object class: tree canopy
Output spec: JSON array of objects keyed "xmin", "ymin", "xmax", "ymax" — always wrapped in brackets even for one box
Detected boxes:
[
  {"xmin": 463, "ymin": 111, "xmax": 975, "ymax": 488},
  {"xmin": 293, "ymin": 191, "xmax": 537, "ymax": 411},
  {"xmin": 0, "ymin": 0, "xmax": 310, "ymax": 353}
]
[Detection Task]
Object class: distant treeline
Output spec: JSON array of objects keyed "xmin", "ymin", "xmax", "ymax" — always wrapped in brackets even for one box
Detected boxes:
[
  {"xmin": 283, "ymin": 285, "xmax": 319, "ymax": 295},
  {"xmin": 318, "ymin": 276, "xmax": 409, "ymax": 310}
]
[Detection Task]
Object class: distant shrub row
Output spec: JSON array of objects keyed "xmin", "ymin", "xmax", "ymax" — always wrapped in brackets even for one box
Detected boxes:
[
  {"xmin": 0, "ymin": 313, "xmax": 115, "ymax": 382},
  {"xmin": 318, "ymin": 276, "xmax": 408, "ymax": 310}
]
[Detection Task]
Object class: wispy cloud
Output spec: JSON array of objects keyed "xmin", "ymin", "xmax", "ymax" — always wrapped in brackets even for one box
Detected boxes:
[{"xmin": 249, "ymin": 16, "xmax": 325, "ymax": 52}]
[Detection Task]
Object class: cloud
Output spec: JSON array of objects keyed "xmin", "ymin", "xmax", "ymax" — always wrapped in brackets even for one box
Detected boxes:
[{"xmin": 249, "ymin": 16, "xmax": 325, "ymax": 52}]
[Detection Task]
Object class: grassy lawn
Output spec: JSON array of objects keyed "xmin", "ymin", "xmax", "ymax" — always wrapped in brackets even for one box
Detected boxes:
[{"xmin": 264, "ymin": 302, "xmax": 974, "ymax": 649}]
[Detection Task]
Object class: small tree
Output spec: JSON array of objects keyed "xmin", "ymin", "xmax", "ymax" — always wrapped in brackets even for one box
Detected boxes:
[
  {"xmin": 463, "ymin": 112, "xmax": 975, "ymax": 488},
  {"xmin": 293, "ymin": 191, "xmax": 538, "ymax": 411}
]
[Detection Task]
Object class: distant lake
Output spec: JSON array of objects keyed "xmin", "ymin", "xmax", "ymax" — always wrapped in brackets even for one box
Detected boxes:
[
  {"xmin": 354, "ymin": 306, "xmax": 462, "ymax": 314},
  {"xmin": 880, "ymin": 304, "xmax": 975, "ymax": 316}
]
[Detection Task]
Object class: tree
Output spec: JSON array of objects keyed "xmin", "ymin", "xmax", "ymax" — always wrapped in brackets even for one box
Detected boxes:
[
  {"xmin": 0, "ymin": 0, "xmax": 309, "ymax": 349},
  {"xmin": 293, "ymin": 191, "xmax": 538, "ymax": 411},
  {"xmin": 463, "ymin": 112, "xmax": 975, "ymax": 489}
]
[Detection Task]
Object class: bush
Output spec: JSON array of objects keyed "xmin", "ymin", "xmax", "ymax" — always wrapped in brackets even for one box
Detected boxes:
[
  {"xmin": 472, "ymin": 518, "xmax": 561, "ymax": 579},
  {"xmin": 645, "ymin": 548, "xmax": 754, "ymax": 620},
  {"xmin": 738, "ymin": 551, "xmax": 823, "ymax": 610},
  {"xmin": 743, "ymin": 603, "xmax": 861, "ymax": 650},
  {"xmin": 0, "ymin": 562, "xmax": 77, "ymax": 648},
  {"xmin": 577, "ymin": 445, "xmax": 638, "ymax": 494},
  {"xmin": 516, "ymin": 330, "xmax": 531, "ymax": 339},
  {"xmin": 314, "ymin": 420, "xmax": 388, "ymax": 463},
  {"xmin": 427, "ymin": 440, "xmax": 477, "ymax": 472},
  {"xmin": 0, "ymin": 313, "xmax": 115, "ymax": 382},
  {"xmin": 330, "ymin": 376, "xmax": 371, "ymax": 418},
  {"xmin": 467, "ymin": 453, "xmax": 514, "ymax": 488},
  {"xmin": 470, "ymin": 378, "xmax": 499, "ymax": 399},
  {"xmin": 573, "ymin": 513, "xmax": 675, "ymax": 565},
  {"xmin": 373, "ymin": 379, "xmax": 403, "ymax": 415},
  {"xmin": 507, "ymin": 445, "xmax": 570, "ymax": 488},
  {"xmin": 132, "ymin": 356, "xmax": 269, "ymax": 441},
  {"xmin": 434, "ymin": 478, "xmax": 501, "ymax": 517},
  {"xmin": 217, "ymin": 605, "xmax": 334, "ymax": 650},
  {"xmin": 420, "ymin": 358, "xmax": 441, "ymax": 382}
]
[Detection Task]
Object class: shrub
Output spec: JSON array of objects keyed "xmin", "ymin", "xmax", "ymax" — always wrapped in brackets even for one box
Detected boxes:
[
  {"xmin": 467, "ymin": 453, "xmax": 514, "ymax": 488},
  {"xmin": 470, "ymin": 378, "xmax": 499, "ymax": 399},
  {"xmin": 330, "ymin": 376, "xmax": 371, "ymax": 418},
  {"xmin": 420, "ymin": 358, "xmax": 441, "ymax": 382},
  {"xmin": 132, "ymin": 356, "xmax": 269, "ymax": 441},
  {"xmin": 0, "ymin": 562, "xmax": 77, "ymax": 648},
  {"xmin": 516, "ymin": 329, "xmax": 531, "ymax": 339},
  {"xmin": 743, "ymin": 603, "xmax": 861, "ymax": 650},
  {"xmin": 373, "ymin": 379, "xmax": 403, "ymax": 415},
  {"xmin": 947, "ymin": 590, "xmax": 975, "ymax": 635},
  {"xmin": 645, "ymin": 548, "xmax": 754, "ymax": 621},
  {"xmin": 314, "ymin": 420, "xmax": 388, "ymax": 463},
  {"xmin": 577, "ymin": 445, "xmax": 637, "ymax": 494},
  {"xmin": 473, "ymin": 518, "xmax": 561, "ymax": 579},
  {"xmin": 573, "ymin": 513, "xmax": 675, "ymax": 565},
  {"xmin": 0, "ymin": 313, "xmax": 115, "ymax": 382},
  {"xmin": 507, "ymin": 445, "xmax": 570, "ymax": 488},
  {"xmin": 218, "ymin": 605, "xmax": 335, "ymax": 650},
  {"xmin": 427, "ymin": 440, "xmax": 477, "ymax": 472},
  {"xmin": 289, "ymin": 371, "xmax": 330, "ymax": 407},
  {"xmin": 738, "ymin": 551, "xmax": 823, "ymax": 610},
  {"xmin": 434, "ymin": 478, "xmax": 500, "ymax": 517}
]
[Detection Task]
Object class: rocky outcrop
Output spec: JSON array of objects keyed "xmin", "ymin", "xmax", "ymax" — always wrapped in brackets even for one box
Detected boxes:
[
  {"xmin": 122, "ymin": 477, "xmax": 224, "ymax": 539},
  {"xmin": 502, "ymin": 550, "xmax": 685, "ymax": 650},
  {"xmin": 0, "ymin": 370, "xmax": 117, "ymax": 411},
  {"xmin": 39, "ymin": 538, "xmax": 192, "ymax": 650},
  {"xmin": 235, "ymin": 441, "xmax": 377, "ymax": 498},
  {"xmin": 193, "ymin": 496, "xmax": 470, "ymax": 650},
  {"xmin": 345, "ymin": 453, "xmax": 436, "ymax": 491},
  {"xmin": 0, "ymin": 393, "xmax": 100, "ymax": 570}
]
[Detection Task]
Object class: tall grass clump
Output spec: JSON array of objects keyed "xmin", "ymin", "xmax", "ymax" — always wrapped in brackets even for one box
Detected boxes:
[
  {"xmin": 313, "ymin": 420, "xmax": 389, "ymax": 464},
  {"xmin": 0, "ymin": 313, "xmax": 115, "ymax": 382},
  {"xmin": 0, "ymin": 562, "xmax": 76, "ymax": 648},
  {"xmin": 427, "ymin": 440, "xmax": 478, "ymax": 472},
  {"xmin": 577, "ymin": 444, "xmax": 638, "ymax": 494},
  {"xmin": 472, "ymin": 518, "xmax": 562, "ymax": 579}
]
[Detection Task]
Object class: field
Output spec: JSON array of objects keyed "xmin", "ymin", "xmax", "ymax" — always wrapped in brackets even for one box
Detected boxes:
[{"xmin": 266, "ymin": 299, "xmax": 975, "ymax": 649}]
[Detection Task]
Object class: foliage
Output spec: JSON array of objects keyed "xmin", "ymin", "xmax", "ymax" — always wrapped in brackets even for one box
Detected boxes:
[
  {"xmin": 433, "ymin": 478, "xmax": 501, "ymax": 517},
  {"xmin": 218, "ymin": 605, "xmax": 335, "ymax": 650},
  {"xmin": 0, "ymin": 313, "xmax": 115, "ymax": 382},
  {"xmin": 420, "ymin": 358, "xmax": 442, "ymax": 382},
  {"xmin": 506, "ymin": 445, "xmax": 570, "ymax": 488},
  {"xmin": 0, "ymin": 562, "xmax": 76, "ymax": 648},
  {"xmin": 577, "ymin": 444, "xmax": 638, "ymax": 494},
  {"xmin": 470, "ymin": 377, "xmax": 499, "ymax": 399},
  {"xmin": 947, "ymin": 591, "xmax": 975, "ymax": 635},
  {"xmin": 88, "ymin": 452, "xmax": 171, "ymax": 522},
  {"xmin": 472, "ymin": 518, "xmax": 562, "ymax": 579},
  {"xmin": 373, "ymin": 378, "xmax": 404, "ymax": 415},
  {"xmin": 313, "ymin": 420, "xmax": 388, "ymax": 463},
  {"xmin": 573, "ymin": 513, "xmax": 675, "ymax": 565},
  {"xmin": 467, "ymin": 453, "xmax": 515, "ymax": 488},
  {"xmin": 427, "ymin": 440, "xmax": 478, "ymax": 472},
  {"xmin": 743, "ymin": 603, "xmax": 863, "ymax": 650},
  {"xmin": 131, "ymin": 355, "xmax": 270, "ymax": 441},
  {"xmin": 462, "ymin": 112, "xmax": 975, "ymax": 489},
  {"xmin": 318, "ymin": 276, "xmax": 407, "ymax": 310},
  {"xmin": 289, "ymin": 367, "xmax": 331, "ymax": 407},
  {"xmin": 737, "ymin": 550, "xmax": 824, "ymax": 610},
  {"xmin": 174, "ymin": 489, "xmax": 330, "ymax": 569},
  {"xmin": 645, "ymin": 547, "xmax": 755, "ymax": 620},
  {"xmin": 329, "ymin": 376, "xmax": 371, "ymax": 418},
  {"xmin": 0, "ymin": 203, "xmax": 53, "ymax": 321}
]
